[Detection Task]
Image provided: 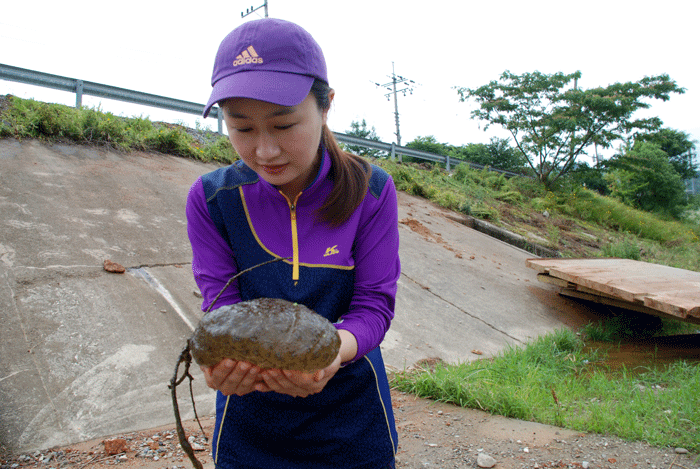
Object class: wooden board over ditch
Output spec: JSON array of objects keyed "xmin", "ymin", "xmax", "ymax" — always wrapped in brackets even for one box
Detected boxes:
[{"xmin": 526, "ymin": 258, "xmax": 700, "ymax": 325}]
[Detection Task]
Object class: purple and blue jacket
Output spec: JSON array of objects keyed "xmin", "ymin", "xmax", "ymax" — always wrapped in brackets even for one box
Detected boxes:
[{"xmin": 186, "ymin": 149, "xmax": 400, "ymax": 469}]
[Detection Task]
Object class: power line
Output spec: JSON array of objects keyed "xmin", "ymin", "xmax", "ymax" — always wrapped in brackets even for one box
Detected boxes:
[
  {"xmin": 241, "ymin": 1, "xmax": 268, "ymax": 18},
  {"xmin": 373, "ymin": 62, "xmax": 416, "ymax": 146}
]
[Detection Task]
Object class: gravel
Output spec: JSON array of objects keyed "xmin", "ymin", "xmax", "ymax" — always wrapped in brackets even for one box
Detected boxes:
[{"xmin": 2, "ymin": 390, "xmax": 698, "ymax": 469}]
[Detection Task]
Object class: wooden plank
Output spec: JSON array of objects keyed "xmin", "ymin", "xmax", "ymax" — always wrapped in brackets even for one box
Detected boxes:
[
  {"xmin": 535, "ymin": 273, "xmax": 574, "ymax": 288},
  {"xmin": 527, "ymin": 258, "xmax": 700, "ymax": 321},
  {"xmin": 558, "ymin": 289, "xmax": 700, "ymax": 325},
  {"xmin": 536, "ymin": 273, "xmax": 643, "ymax": 303}
]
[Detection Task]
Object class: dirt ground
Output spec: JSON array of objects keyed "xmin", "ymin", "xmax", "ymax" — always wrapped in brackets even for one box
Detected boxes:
[{"xmin": 2, "ymin": 388, "xmax": 697, "ymax": 469}]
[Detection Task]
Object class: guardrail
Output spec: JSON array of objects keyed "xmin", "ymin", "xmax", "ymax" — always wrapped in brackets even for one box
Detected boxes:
[
  {"xmin": 0, "ymin": 63, "xmax": 226, "ymax": 133},
  {"xmin": 332, "ymin": 132, "xmax": 522, "ymax": 176},
  {"xmin": 1, "ymin": 63, "xmax": 521, "ymax": 175}
]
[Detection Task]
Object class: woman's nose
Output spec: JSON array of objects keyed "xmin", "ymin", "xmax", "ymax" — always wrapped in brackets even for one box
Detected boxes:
[{"xmin": 255, "ymin": 131, "xmax": 281, "ymax": 161}]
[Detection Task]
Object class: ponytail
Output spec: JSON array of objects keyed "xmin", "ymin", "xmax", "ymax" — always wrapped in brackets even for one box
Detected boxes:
[{"xmin": 311, "ymin": 80, "xmax": 371, "ymax": 227}]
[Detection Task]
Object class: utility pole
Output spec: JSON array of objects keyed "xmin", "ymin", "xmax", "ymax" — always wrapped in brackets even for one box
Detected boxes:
[
  {"xmin": 374, "ymin": 62, "xmax": 416, "ymax": 146},
  {"xmin": 241, "ymin": 1, "xmax": 268, "ymax": 18}
]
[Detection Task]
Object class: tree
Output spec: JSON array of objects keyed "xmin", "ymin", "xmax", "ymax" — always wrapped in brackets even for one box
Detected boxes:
[
  {"xmin": 404, "ymin": 135, "xmax": 528, "ymax": 173},
  {"xmin": 457, "ymin": 71, "xmax": 685, "ymax": 188},
  {"xmin": 344, "ymin": 119, "xmax": 386, "ymax": 158},
  {"xmin": 449, "ymin": 138, "xmax": 526, "ymax": 173},
  {"xmin": 567, "ymin": 161, "xmax": 609, "ymax": 195},
  {"xmin": 405, "ymin": 135, "xmax": 449, "ymax": 155},
  {"xmin": 604, "ymin": 142, "xmax": 687, "ymax": 217},
  {"xmin": 483, "ymin": 137, "xmax": 528, "ymax": 173},
  {"xmin": 403, "ymin": 135, "xmax": 449, "ymax": 165},
  {"xmin": 635, "ymin": 128, "xmax": 698, "ymax": 180}
]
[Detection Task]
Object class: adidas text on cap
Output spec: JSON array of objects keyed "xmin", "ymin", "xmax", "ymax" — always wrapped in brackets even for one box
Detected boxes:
[{"xmin": 203, "ymin": 18, "xmax": 328, "ymax": 118}]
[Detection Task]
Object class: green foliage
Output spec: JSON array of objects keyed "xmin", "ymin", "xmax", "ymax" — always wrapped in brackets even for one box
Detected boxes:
[
  {"xmin": 199, "ymin": 136, "xmax": 238, "ymax": 163},
  {"xmin": 452, "ymin": 162, "xmax": 481, "ymax": 184},
  {"xmin": 605, "ymin": 142, "xmax": 688, "ymax": 217},
  {"xmin": 494, "ymin": 190, "xmax": 523, "ymax": 204},
  {"xmin": 506, "ymin": 174, "xmax": 547, "ymax": 199},
  {"xmin": 403, "ymin": 135, "xmax": 448, "ymax": 165},
  {"xmin": 485, "ymin": 136, "xmax": 528, "ymax": 173},
  {"xmin": 484, "ymin": 171, "xmax": 507, "ymax": 190},
  {"xmin": 380, "ymin": 157, "xmax": 700, "ymax": 268},
  {"xmin": 144, "ymin": 126, "xmax": 197, "ymax": 158},
  {"xmin": 0, "ymin": 96, "xmax": 238, "ymax": 164},
  {"xmin": 563, "ymin": 187, "xmax": 698, "ymax": 244},
  {"xmin": 457, "ymin": 70, "xmax": 685, "ymax": 188},
  {"xmin": 459, "ymin": 202, "xmax": 499, "ymax": 220},
  {"xmin": 405, "ymin": 135, "xmax": 449, "ymax": 155},
  {"xmin": 447, "ymin": 137, "xmax": 528, "ymax": 174},
  {"xmin": 600, "ymin": 236, "xmax": 642, "ymax": 260},
  {"xmin": 343, "ymin": 119, "xmax": 386, "ymax": 158},
  {"xmin": 404, "ymin": 135, "xmax": 527, "ymax": 174},
  {"xmin": 432, "ymin": 190, "xmax": 462, "ymax": 211},
  {"xmin": 636, "ymin": 127, "xmax": 698, "ymax": 179},
  {"xmin": 392, "ymin": 330, "xmax": 700, "ymax": 452},
  {"xmin": 566, "ymin": 161, "xmax": 609, "ymax": 195}
]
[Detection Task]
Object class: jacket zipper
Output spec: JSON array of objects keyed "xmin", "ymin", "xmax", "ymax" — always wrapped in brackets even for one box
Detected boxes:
[{"xmin": 282, "ymin": 191, "xmax": 301, "ymax": 283}]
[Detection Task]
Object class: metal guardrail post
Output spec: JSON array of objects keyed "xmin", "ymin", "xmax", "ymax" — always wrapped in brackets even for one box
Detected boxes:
[
  {"xmin": 75, "ymin": 80, "xmax": 83, "ymax": 108},
  {"xmin": 446, "ymin": 154, "xmax": 451, "ymax": 172}
]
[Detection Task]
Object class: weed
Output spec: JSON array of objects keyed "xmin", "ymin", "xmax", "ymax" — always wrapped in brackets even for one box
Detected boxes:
[
  {"xmin": 391, "ymin": 329, "xmax": 700, "ymax": 452},
  {"xmin": 601, "ymin": 236, "xmax": 641, "ymax": 260},
  {"xmin": 0, "ymin": 96, "xmax": 237, "ymax": 164},
  {"xmin": 494, "ymin": 190, "xmax": 523, "ymax": 204}
]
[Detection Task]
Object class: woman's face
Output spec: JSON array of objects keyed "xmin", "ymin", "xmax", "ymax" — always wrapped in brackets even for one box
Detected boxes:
[{"xmin": 222, "ymin": 92, "xmax": 331, "ymax": 200}]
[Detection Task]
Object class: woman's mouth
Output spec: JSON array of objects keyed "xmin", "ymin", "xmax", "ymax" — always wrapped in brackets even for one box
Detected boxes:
[{"xmin": 262, "ymin": 164, "xmax": 287, "ymax": 175}]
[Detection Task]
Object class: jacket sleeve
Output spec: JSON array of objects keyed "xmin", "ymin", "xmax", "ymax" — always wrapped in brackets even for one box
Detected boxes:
[
  {"xmin": 186, "ymin": 176, "xmax": 242, "ymax": 312},
  {"xmin": 335, "ymin": 174, "xmax": 401, "ymax": 361}
]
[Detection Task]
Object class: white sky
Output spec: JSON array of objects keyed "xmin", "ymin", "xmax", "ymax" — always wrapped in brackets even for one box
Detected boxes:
[{"xmin": 1, "ymin": 0, "xmax": 698, "ymax": 162}]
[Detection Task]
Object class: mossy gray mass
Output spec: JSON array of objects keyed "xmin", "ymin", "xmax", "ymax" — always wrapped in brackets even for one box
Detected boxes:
[{"xmin": 189, "ymin": 298, "xmax": 341, "ymax": 371}]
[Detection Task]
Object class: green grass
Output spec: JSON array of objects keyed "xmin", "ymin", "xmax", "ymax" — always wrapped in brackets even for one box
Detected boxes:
[
  {"xmin": 375, "ymin": 160, "xmax": 700, "ymax": 271},
  {"xmin": 391, "ymin": 329, "xmax": 700, "ymax": 452},
  {"xmin": 0, "ymin": 95, "xmax": 238, "ymax": 163}
]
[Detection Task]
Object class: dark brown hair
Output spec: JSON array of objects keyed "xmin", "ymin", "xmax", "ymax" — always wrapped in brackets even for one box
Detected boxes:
[{"xmin": 310, "ymin": 79, "xmax": 371, "ymax": 227}]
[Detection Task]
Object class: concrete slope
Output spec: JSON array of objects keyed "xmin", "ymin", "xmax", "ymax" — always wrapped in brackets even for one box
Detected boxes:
[{"xmin": 0, "ymin": 139, "xmax": 592, "ymax": 453}]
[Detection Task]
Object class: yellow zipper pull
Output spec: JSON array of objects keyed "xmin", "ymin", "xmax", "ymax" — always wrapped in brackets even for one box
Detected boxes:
[{"xmin": 283, "ymin": 191, "xmax": 301, "ymax": 284}]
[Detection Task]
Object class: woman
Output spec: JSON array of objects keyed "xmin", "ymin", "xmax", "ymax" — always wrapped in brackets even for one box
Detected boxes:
[{"xmin": 186, "ymin": 18, "xmax": 400, "ymax": 469}]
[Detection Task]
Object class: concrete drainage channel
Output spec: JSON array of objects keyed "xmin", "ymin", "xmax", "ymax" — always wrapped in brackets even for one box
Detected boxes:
[{"xmin": 447, "ymin": 214, "xmax": 561, "ymax": 258}]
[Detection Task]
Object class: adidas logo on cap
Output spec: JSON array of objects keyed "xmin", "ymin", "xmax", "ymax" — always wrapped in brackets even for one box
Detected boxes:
[{"xmin": 233, "ymin": 45, "xmax": 263, "ymax": 66}]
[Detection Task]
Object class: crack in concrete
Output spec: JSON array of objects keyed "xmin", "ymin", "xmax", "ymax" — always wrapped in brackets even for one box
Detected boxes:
[
  {"xmin": 128, "ymin": 262, "xmax": 192, "ymax": 269},
  {"xmin": 19, "ymin": 265, "xmax": 100, "ymax": 270},
  {"xmin": 1, "ymin": 270, "xmax": 64, "ymax": 430},
  {"xmin": 400, "ymin": 272, "xmax": 522, "ymax": 343}
]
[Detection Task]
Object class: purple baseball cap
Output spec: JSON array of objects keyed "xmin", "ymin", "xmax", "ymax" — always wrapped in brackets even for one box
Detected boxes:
[{"xmin": 203, "ymin": 18, "xmax": 328, "ymax": 118}]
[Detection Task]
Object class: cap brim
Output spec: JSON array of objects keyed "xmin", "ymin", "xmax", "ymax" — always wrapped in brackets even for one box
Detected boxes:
[{"xmin": 203, "ymin": 70, "xmax": 314, "ymax": 118}]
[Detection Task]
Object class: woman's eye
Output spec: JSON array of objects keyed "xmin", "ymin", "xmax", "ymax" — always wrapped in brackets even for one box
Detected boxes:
[
  {"xmin": 275, "ymin": 124, "xmax": 294, "ymax": 130},
  {"xmin": 235, "ymin": 127, "xmax": 253, "ymax": 133}
]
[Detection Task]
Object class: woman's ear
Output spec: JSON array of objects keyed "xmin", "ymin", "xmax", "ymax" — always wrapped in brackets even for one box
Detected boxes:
[{"xmin": 322, "ymin": 89, "xmax": 335, "ymax": 126}]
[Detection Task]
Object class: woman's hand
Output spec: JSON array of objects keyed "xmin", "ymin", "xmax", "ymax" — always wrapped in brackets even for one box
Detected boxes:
[
  {"xmin": 258, "ymin": 353, "xmax": 341, "ymax": 398},
  {"xmin": 201, "ymin": 330, "xmax": 358, "ymax": 398},
  {"xmin": 200, "ymin": 359, "xmax": 271, "ymax": 396},
  {"xmin": 259, "ymin": 329, "xmax": 358, "ymax": 398}
]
